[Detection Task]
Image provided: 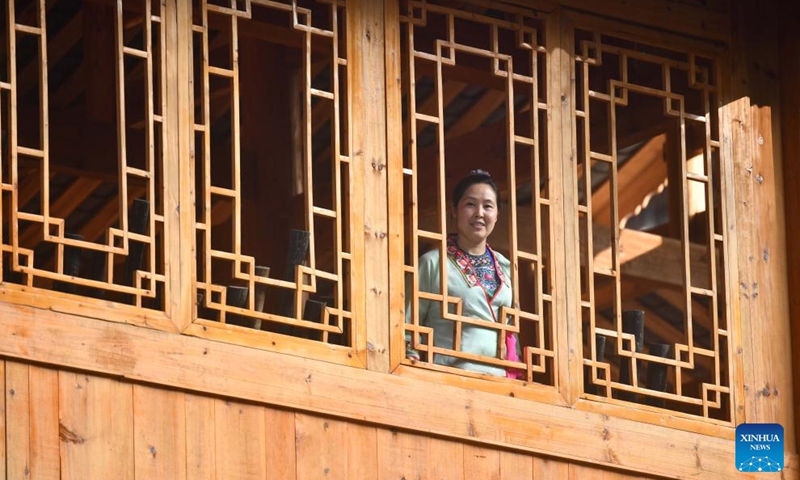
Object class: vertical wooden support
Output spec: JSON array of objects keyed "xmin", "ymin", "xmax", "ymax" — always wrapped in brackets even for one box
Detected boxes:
[
  {"xmin": 385, "ymin": 0, "xmax": 407, "ymax": 370},
  {"xmin": 350, "ymin": 0, "xmax": 388, "ymax": 371},
  {"xmin": 165, "ymin": 0, "xmax": 194, "ymax": 329},
  {"xmin": 728, "ymin": 0, "xmax": 796, "ymax": 451},
  {"xmin": 778, "ymin": 0, "xmax": 800, "ymax": 453},
  {"xmin": 553, "ymin": 9, "xmax": 580, "ymax": 404}
]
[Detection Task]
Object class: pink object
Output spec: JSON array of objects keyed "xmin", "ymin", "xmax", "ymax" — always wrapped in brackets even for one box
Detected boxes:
[{"xmin": 505, "ymin": 334, "xmax": 524, "ymax": 379}]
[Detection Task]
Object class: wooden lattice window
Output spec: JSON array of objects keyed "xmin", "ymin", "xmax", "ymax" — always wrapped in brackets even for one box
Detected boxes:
[
  {"xmin": 190, "ymin": 0, "xmax": 356, "ymax": 356},
  {"xmin": 399, "ymin": 0, "xmax": 555, "ymax": 385},
  {"xmin": 1, "ymin": 0, "xmax": 168, "ymax": 316},
  {"xmin": 574, "ymin": 29, "xmax": 732, "ymax": 422}
]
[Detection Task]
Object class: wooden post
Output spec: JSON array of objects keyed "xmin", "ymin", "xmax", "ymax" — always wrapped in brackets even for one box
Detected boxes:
[
  {"xmin": 728, "ymin": 0, "xmax": 796, "ymax": 451},
  {"xmin": 778, "ymin": 0, "xmax": 800, "ymax": 453},
  {"xmin": 351, "ymin": 0, "xmax": 388, "ymax": 371}
]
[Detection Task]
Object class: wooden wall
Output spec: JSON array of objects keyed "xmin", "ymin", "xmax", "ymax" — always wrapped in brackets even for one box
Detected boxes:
[{"xmin": 1, "ymin": 358, "xmax": 652, "ymax": 480}]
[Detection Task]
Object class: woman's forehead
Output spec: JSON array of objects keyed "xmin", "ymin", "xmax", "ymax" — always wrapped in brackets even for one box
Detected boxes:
[{"xmin": 461, "ymin": 184, "xmax": 497, "ymax": 200}]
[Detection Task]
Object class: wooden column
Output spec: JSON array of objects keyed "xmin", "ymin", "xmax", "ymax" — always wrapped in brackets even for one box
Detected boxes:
[
  {"xmin": 728, "ymin": 0, "xmax": 796, "ymax": 451},
  {"xmin": 164, "ymin": 0, "xmax": 194, "ymax": 330},
  {"xmin": 779, "ymin": 0, "xmax": 800, "ymax": 453},
  {"xmin": 349, "ymin": 0, "xmax": 388, "ymax": 371}
]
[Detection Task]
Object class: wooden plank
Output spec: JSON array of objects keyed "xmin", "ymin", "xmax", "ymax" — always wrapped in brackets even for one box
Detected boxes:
[
  {"xmin": 376, "ymin": 429, "xmax": 429, "ymax": 479},
  {"xmin": 264, "ymin": 407, "xmax": 297, "ymax": 480},
  {"xmin": 2, "ymin": 302, "xmax": 795, "ymax": 479},
  {"xmin": 500, "ymin": 449, "xmax": 533, "ymax": 479},
  {"xmin": 570, "ymin": 463, "xmax": 600, "ymax": 479},
  {"xmin": 6, "ymin": 361, "xmax": 31, "ymax": 480},
  {"xmin": 464, "ymin": 444, "xmax": 501, "ymax": 479},
  {"xmin": 778, "ymin": 0, "xmax": 800, "ymax": 452},
  {"xmin": 132, "ymin": 385, "xmax": 187, "ymax": 480},
  {"xmin": 58, "ymin": 371, "xmax": 135, "ymax": 480},
  {"xmin": 185, "ymin": 394, "xmax": 217, "ymax": 480},
  {"xmin": 349, "ymin": 0, "xmax": 389, "ymax": 371},
  {"xmin": 214, "ymin": 399, "xmax": 267, "ymax": 479},
  {"xmin": 0, "ymin": 361, "xmax": 5, "ymax": 480},
  {"xmin": 533, "ymin": 456, "xmax": 569, "ymax": 479},
  {"xmin": 344, "ymin": 422, "xmax": 378, "ymax": 478},
  {"xmin": 295, "ymin": 414, "xmax": 348, "ymax": 480},
  {"xmin": 29, "ymin": 365, "xmax": 60, "ymax": 479},
  {"xmin": 430, "ymin": 436, "xmax": 465, "ymax": 479}
]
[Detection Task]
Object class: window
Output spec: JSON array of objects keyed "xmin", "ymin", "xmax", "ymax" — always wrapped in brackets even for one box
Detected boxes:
[
  {"xmin": 392, "ymin": 0, "xmax": 733, "ymax": 424},
  {"xmin": 189, "ymin": 0, "xmax": 358, "ymax": 361},
  {"xmin": 0, "ymin": 0, "xmax": 169, "ymax": 324},
  {"xmin": 397, "ymin": 0, "xmax": 556, "ymax": 385},
  {"xmin": 574, "ymin": 28, "xmax": 731, "ymax": 422}
]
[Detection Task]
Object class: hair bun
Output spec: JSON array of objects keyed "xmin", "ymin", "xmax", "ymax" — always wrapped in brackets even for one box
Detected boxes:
[{"xmin": 470, "ymin": 169, "xmax": 491, "ymax": 177}]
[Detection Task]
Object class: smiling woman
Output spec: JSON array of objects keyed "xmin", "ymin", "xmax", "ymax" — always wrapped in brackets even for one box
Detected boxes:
[{"xmin": 406, "ymin": 170, "xmax": 522, "ymax": 378}]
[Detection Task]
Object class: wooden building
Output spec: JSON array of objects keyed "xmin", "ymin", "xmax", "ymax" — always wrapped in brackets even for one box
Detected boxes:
[{"xmin": 0, "ymin": 0, "xmax": 798, "ymax": 478}]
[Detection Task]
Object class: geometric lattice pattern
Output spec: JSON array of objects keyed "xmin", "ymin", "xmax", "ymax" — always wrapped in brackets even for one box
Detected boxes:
[
  {"xmin": 575, "ymin": 28, "xmax": 732, "ymax": 421},
  {"xmin": 192, "ymin": 0, "xmax": 354, "ymax": 346},
  {"xmin": 1, "ymin": 0, "xmax": 167, "ymax": 310},
  {"xmin": 738, "ymin": 457, "xmax": 783, "ymax": 473},
  {"xmin": 400, "ymin": 0, "xmax": 555, "ymax": 384}
]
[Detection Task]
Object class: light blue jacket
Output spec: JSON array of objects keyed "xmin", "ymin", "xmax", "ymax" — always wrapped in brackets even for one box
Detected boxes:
[{"xmin": 408, "ymin": 244, "xmax": 513, "ymax": 377}]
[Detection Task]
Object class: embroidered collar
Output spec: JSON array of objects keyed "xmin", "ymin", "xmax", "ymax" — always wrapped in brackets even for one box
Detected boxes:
[{"xmin": 446, "ymin": 235, "xmax": 507, "ymax": 288}]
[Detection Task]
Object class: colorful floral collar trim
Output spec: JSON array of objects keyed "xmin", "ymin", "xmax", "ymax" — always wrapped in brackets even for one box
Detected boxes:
[{"xmin": 446, "ymin": 235, "xmax": 507, "ymax": 288}]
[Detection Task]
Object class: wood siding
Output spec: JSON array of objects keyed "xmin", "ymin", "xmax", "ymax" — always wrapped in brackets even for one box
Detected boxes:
[{"xmin": 3, "ymin": 358, "xmax": 656, "ymax": 480}]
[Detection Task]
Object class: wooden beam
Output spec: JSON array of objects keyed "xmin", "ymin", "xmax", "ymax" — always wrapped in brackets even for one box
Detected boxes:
[
  {"xmin": 592, "ymin": 224, "xmax": 712, "ymax": 291},
  {"xmin": 17, "ymin": 12, "xmax": 83, "ymax": 100},
  {"xmin": 591, "ymin": 133, "xmax": 667, "ymax": 226},
  {"xmin": 78, "ymin": 185, "xmax": 147, "ymax": 243},
  {"xmin": 445, "ymin": 89, "xmax": 505, "ymax": 140},
  {"xmin": 18, "ymin": 177, "xmax": 102, "ymax": 248}
]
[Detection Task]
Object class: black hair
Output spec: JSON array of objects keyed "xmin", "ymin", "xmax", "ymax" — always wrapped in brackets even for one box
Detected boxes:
[{"xmin": 451, "ymin": 169, "xmax": 500, "ymax": 208}]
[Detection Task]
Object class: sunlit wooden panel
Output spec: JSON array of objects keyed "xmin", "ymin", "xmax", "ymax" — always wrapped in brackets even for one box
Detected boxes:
[
  {"xmin": 398, "ymin": 0, "xmax": 556, "ymax": 386},
  {"xmin": 574, "ymin": 28, "xmax": 731, "ymax": 422},
  {"xmin": 190, "ymin": 0, "xmax": 357, "ymax": 357},
  {"xmin": 0, "ymin": 0, "xmax": 168, "ymax": 313}
]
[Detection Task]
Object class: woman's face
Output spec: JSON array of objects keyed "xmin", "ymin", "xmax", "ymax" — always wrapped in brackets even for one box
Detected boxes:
[{"xmin": 452, "ymin": 183, "xmax": 498, "ymax": 252}]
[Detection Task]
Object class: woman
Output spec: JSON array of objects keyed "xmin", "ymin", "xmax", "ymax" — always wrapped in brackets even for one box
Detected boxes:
[{"xmin": 406, "ymin": 169, "xmax": 520, "ymax": 378}]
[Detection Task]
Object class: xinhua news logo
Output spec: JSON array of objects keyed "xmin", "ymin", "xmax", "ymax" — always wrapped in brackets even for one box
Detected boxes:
[{"xmin": 736, "ymin": 423, "xmax": 784, "ymax": 472}]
